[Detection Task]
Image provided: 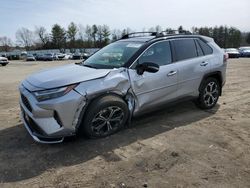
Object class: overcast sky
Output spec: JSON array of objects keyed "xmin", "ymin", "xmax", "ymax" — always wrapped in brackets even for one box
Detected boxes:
[{"xmin": 0, "ymin": 0, "xmax": 249, "ymax": 40}]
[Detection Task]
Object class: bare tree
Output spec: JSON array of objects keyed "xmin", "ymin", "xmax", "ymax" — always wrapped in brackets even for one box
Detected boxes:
[
  {"xmin": 97, "ymin": 25, "xmax": 103, "ymax": 45},
  {"xmin": 16, "ymin": 27, "xmax": 34, "ymax": 49},
  {"xmin": 35, "ymin": 26, "xmax": 49, "ymax": 46},
  {"xmin": 0, "ymin": 36, "xmax": 12, "ymax": 52},
  {"xmin": 111, "ymin": 29, "xmax": 122, "ymax": 41},
  {"xmin": 85, "ymin": 25, "xmax": 92, "ymax": 46},
  {"xmin": 155, "ymin": 25, "xmax": 162, "ymax": 33},
  {"xmin": 78, "ymin": 24, "xmax": 85, "ymax": 40}
]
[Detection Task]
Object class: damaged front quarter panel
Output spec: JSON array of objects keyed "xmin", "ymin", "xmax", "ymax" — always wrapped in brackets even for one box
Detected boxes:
[{"xmin": 73, "ymin": 68, "xmax": 136, "ymax": 129}]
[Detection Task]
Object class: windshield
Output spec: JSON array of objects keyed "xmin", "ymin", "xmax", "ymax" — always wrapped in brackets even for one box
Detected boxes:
[
  {"xmin": 83, "ymin": 41, "xmax": 143, "ymax": 69},
  {"xmin": 243, "ymin": 48, "xmax": 250, "ymax": 51}
]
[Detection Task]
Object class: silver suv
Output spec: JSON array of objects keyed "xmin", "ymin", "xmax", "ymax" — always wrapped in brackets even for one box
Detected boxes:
[{"xmin": 19, "ymin": 32, "xmax": 227, "ymax": 143}]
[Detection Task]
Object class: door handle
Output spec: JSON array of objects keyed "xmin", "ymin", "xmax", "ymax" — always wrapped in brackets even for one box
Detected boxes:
[
  {"xmin": 167, "ymin": 71, "xmax": 177, "ymax": 76},
  {"xmin": 200, "ymin": 61, "xmax": 208, "ymax": 66}
]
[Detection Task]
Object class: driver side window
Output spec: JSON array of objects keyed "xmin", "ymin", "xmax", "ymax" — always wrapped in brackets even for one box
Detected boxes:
[{"xmin": 138, "ymin": 41, "xmax": 172, "ymax": 66}]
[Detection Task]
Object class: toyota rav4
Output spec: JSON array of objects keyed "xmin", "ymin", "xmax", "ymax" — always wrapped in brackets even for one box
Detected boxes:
[{"xmin": 19, "ymin": 32, "xmax": 227, "ymax": 143}]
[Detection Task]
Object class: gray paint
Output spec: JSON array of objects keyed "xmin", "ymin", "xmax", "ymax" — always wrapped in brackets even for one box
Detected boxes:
[{"xmin": 19, "ymin": 36, "xmax": 227, "ymax": 143}]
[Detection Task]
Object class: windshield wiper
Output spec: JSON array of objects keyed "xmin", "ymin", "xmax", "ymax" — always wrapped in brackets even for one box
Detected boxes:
[{"xmin": 82, "ymin": 63, "xmax": 96, "ymax": 69}]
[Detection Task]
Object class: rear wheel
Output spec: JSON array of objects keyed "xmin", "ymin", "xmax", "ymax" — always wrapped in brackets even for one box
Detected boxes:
[
  {"xmin": 80, "ymin": 95, "xmax": 129, "ymax": 138},
  {"xmin": 1, "ymin": 63, "xmax": 7, "ymax": 66},
  {"xmin": 196, "ymin": 78, "xmax": 220, "ymax": 109}
]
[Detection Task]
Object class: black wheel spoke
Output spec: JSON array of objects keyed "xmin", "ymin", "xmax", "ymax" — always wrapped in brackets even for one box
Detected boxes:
[
  {"xmin": 203, "ymin": 81, "xmax": 219, "ymax": 107},
  {"xmin": 91, "ymin": 106, "xmax": 125, "ymax": 136}
]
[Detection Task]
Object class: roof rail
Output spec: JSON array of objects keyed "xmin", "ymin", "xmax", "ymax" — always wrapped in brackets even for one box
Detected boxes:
[
  {"xmin": 156, "ymin": 30, "xmax": 192, "ymax": 37},
  {"xmin": 120, "ymin": 30, "xmax": 193, "ymax": 40},
  {"xmin": 121, "ymin": 32, "xmax": 158, "ymax": 39}
]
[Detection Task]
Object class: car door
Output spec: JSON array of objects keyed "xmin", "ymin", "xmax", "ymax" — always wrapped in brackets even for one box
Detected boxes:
[
  {"xmin": 171, "ymin": 38, "xmax": 212, "ymax": 98},
  {"xmin": 128, "ymin": 41, "xmax": 178, "ymax": 114}
]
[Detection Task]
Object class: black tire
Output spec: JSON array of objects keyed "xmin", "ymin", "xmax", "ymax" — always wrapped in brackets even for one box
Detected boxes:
[
  {"xmin": 196, "ymin": 77, "xmax": 220, "ymax": 109},
  {"xmin": 1, "ymin": 63, "xmax": 7, "ymax": 66},
  {"xmin": 80, "ymin": 95, "xmax": 129, "ymax": 138}
]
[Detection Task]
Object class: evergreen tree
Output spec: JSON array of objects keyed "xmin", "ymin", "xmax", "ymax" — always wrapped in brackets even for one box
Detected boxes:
[
  {"xmin": 51, "ymin": 24, "xmax": 66, "ymax": 49},
  {"xmin": 67, "ymin": 22, "xmax": 78, "ymax": 48},
  {"xmin": 246, "ymin": 33, "xmax": 250, "ymax": 44}
]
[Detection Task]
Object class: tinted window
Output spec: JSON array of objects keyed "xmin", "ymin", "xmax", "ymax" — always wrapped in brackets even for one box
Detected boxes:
[
  {"xmin": 197, "ymin": 39, "xmax": 213, "ymax": 55},
  {"xmin": 138, "ymin": 41, "xmax": 172, "ymax": 66},
  {"xmin": 173, "ymin": 39, "xmax": 197, "ymax": 61},
  {"xmin": 195, "ymin": 39, "xmax": 204, "ymax": 56}
]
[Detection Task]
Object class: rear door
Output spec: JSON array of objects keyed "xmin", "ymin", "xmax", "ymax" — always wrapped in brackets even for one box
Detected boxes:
[
  {"xmin": 171, "ymin": 38, "xmax": 212, "ymax": 97},
  {"xmin": 128, "ymin": 40, "xmax": 178, "ymax": 114}
]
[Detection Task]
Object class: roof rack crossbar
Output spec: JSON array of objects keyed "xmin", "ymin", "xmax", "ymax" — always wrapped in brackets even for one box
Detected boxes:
[
  {"xmin": 121, "ymin": 32, "xmax": 158, "ymax": 39},
  {"xmin": 120, "ymin": 30, "xmax": 193, "ymax": 40}
]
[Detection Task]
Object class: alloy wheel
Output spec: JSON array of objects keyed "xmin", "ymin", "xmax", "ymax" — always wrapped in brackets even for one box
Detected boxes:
[
  {"xmin": 203, "ymin": 81, "xmax": 219, "ymax": 107},
  {"xmin": 91, "ymin": 106, "xmax": 125, "ymax": 136}
]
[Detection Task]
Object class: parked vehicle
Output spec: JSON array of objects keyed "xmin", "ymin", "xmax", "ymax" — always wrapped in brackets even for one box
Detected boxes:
[
  {"xmin": 19, "ymin": 32, "xmax": 227, "ymax": 143},
  {"xmin": 225, "ymin": 48, "xmax": 240, "ymax": 58},
  {"xmin": 239, "ymin": 47, "xmax": 250, "ymax": 57},
  {"xmin": 43, "ymin": 53, "xmax": 55, "ymax": 61},
  {"xmin": 35, "ymin": 54, "xmax": 45, "ymax": 61},
  {"xmin": 55, "ymin": 53, "xmax": 66, "ymax": 60},
  {"xmin": 0, "ymin": 56, "xmax": 9, "ymax": 66},
  {"xmin": 82, "ymin": 52, "xmax": 90, "ymax": 60},
  {"xmin": 72, "ymin": 52, "xmax": 83, "ymax": 60},
  {"xmin": 26, "ymin": 54, "xmax": 36, "ymax": 61},
  {"xmin": 64, "ymin": 53, "xmax": 71, "ymax": 60}
]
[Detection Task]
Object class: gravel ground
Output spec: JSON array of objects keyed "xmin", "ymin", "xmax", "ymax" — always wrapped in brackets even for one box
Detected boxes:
[{"xmin": 0, "ymin": 59, "xmax": 250, "ymax": 188}]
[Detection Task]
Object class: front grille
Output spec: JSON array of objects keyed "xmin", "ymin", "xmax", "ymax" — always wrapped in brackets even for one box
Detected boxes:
[{"xmin": 21, "ymin": 94, "xmax": 32, "ymax": 112}]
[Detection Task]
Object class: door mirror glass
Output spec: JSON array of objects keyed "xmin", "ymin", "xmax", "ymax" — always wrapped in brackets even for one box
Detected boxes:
[{"xmin": 136, "ymin": 62, "xmax": 159, "ymax": 75}]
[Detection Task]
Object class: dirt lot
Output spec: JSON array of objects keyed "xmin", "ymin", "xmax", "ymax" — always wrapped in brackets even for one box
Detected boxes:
[{"xmin": 0, "ymin": 59, "xmax": 250, "ymax": 188}]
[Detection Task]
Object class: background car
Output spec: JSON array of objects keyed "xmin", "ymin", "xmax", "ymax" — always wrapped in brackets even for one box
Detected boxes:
[
  {"xmin": 82, "ymin": 52, "xmax": 90, "ymax": 60},
  {"xmin": 225, "ymin": 48, "xmax": 240, "ymax": 58},
  {"xmin": 26, "ymin": 54, "xmax": 36, "ymax": 61},
  {"xmin": 64, "ymin": 53, "xmax": 71, "ymax": 60},
  {"xmin": 43, "ymin": 53, "xmax": 55, "ymax": 61},
  {"xmin": 0, "ymin": 56, "xmax": 9, "ymax": 66},
  {"xmin": 239, "ymin": 47, "xmax": 250, "ymax": 57},
  {"xmin": 55, "ymin": 53, "xmax": 66, "ymax": 60},
  {"xmin": 35, "ymin": 54, "xmax": 45, "ymax": 61},
  {"xmin": 72, "ymin": 52, "xmax": 82, "ymax": 60}
]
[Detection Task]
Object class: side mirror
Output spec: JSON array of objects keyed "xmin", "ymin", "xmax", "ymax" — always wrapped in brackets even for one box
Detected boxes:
[{"xmin": 136, "ymin": 62, "xmax": 159, "ymax": 75}]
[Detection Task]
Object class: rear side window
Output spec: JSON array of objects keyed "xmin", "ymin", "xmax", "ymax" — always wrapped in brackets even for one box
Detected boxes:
[
  {"xmin": 197, "ymin": 39, "xmax": 213, "ymax": 55},
  {"xmin": 173, "ymin": 39, "xmax": 197, "ymax": 61}
]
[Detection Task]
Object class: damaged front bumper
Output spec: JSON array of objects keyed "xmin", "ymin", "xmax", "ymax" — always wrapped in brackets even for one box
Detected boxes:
[
  {"xmin": 20, "ymin": 107, "xmax": 64, "ymax": 143},
  {"xmin": 19, "ymin": 84, "xmax": 86, "ymax": 144}
]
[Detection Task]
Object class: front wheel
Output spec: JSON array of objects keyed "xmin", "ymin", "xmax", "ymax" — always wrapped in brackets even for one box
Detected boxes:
[
  {"xmin": 80, "ymin": 95, "xmax": 129, "ymax": 138},
  {"xmin": 196, "ymin": 78, "xmax": 220, "ymax": 109}
]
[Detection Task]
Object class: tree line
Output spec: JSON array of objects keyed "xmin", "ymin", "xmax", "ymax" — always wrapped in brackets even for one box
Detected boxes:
[
  {"xmin": 1, "ymin": 23, "xmax": 250, "ymax": 52},
  {"xmin": 191, "ymin": 26, "xmax": 247, "ymax": 48}
]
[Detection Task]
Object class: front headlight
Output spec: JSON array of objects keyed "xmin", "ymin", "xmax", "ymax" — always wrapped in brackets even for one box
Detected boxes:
[{"xmin": 33, "ymin": 84, "xmax": 78, "ymax": 102}]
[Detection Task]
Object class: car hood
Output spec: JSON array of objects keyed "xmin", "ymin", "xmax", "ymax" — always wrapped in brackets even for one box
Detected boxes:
[
  {"xmin": 0, "ymin": 57, "xmax": 8, "ymax": 60},
  {"xmin": 227, "ymin": 51, "xmax": 239, "ymax": 54},
  {"xmin": 25, "ymin": 64, "xmax": 111, "ymax": 90}
]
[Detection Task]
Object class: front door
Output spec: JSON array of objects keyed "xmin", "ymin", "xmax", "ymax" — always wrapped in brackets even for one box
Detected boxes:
[{"xmin": 128, "ymin": 41, "xmax": 178, "ymax": 114}]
